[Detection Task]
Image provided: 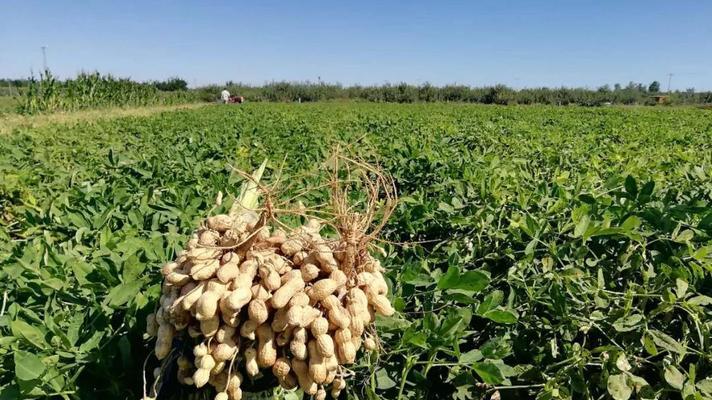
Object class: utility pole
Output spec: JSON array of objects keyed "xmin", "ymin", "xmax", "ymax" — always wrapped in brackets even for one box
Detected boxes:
[
  {"xmin": 666, "ymin": 73, "xmax": 673, "ymax": 93},
  {"xmin": 41, "ymin": 46, "xmax": 48, "ymax": 71}
]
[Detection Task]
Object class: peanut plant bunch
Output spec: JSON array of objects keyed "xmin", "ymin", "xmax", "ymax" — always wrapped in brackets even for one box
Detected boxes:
[{"xmin": 144, "ymin": 163, "xmax": 394, "ymax": 400}]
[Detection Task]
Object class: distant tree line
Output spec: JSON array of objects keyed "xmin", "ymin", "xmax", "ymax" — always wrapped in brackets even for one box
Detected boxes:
[
  {"xmin": 152, "ymin": 77, "xmax": 188, "ymax": 91},
  {"xmin": 200, "ymin": 80, "xmax": 712, "ymax": 106},
  {"xmin": 3, "ymin": 74, "xmax": 712, "ymax": 106},
  {"xmin": 0, "ymin": 79, "xmax": 27, "ymax": 96}
]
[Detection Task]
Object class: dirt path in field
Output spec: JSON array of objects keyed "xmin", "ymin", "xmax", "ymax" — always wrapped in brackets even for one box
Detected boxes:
[{"xmin": 0, "ymin": 103, "xmax": 209, "ymax": 135}]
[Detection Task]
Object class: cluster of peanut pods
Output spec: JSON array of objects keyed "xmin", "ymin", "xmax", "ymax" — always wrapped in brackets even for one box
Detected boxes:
[{"xmin": 146, "ymin": 212, "xmax": 394, "ymax": 399}]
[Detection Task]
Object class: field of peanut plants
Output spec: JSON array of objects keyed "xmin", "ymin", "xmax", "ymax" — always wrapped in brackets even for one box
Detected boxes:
[{"xmin": 1, "ymin": 103, "xmax": 711, "ymax": 400}]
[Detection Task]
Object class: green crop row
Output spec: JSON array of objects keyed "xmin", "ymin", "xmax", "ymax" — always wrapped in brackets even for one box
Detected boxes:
[
  {"xmin": 16, "ymin": 70, "xmax": 201, "ymax": 115},
  {"xmin": 0, "ymin": 103, "xmax": 710, "ymax": 399}
]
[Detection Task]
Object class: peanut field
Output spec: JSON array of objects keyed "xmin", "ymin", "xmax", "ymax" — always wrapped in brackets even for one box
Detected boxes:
[{"xmin": 1, "ymin": 103, "xmax": 711, "ymax": 400}]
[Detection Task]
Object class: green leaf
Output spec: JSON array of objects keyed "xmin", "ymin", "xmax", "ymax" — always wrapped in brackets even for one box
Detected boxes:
[
  {"xmin": 629, "ymin": 374, "xmax": 649, "ymax": 392},
  {"xmin": 642, "ymin": 333, "xmax": 658, "ymax": 356},
  {"xmin": 438, "ymin": 308, "xmax": 471, "ymax": 338},
  {"xmin": 664, "ymin": 365, "xmax": 685, "ymax": 390},
  {"xmin": 375, "ymin": 368, "xmax": 397, "ymax": 390},
  {"xmin": 698, "ymin": 212, "xmax": 712, "ymax": 231},
  {"xmin": 78, "ymin": 331, "xmax": 105, "ymax": 353},
  {"xmin": 455, "ymin": 270, "xmax": 490, "ymax": 292},
  {"xmin": 121, "ymin": 254, "xmax": 146, "ymax": 281},
  {"xmin": 0, "ymin": 337, "xmax": 17, "ymax": 346},
  {"xmin": 674, "ymin": 229, "xmax": 694, "ymax": 243},
  {"xmin": 692, "ymin": 245, "xmax": 711, "ymax": 262},
  {"xmin": 66, "ymin": 312, "xmax": 85, "ymax": 346},
  {"xmin": 648, "ymin": 330, "xmax": 686, "ymax": 356},
  {"xmin": 524, "ymin": 239, "xmax": 537, "ymax": 256},
  {"xmin": 620, "ymin": 215, "xmax": 641, "ymax": 231},
  {"xmin": 444, "ymin": 292, "xmax": 479, "ymax": 304},
  {"xmin": 437, "ymin": 266, "xmax": 489, "ymax": 292},
  {"xmin": 624, "ymin": 175, "xmax": 638, "ymax": 196},
  {"xmin": 675, "ymin": 279, "xmax": 688, "ymax": 299},
  {"xmin": 10, "ymin": 320, "xmax": 47, "ymax": 350},
  {"xmin": 574, "ymin": 214, "xmax": 590, "ymax": 238},
  {"xmin": 282, "ymin": 392, "xmax": 300, "ymax": 400},
  {"xmin": 523, "ymin": 215, "xmax": 539, "ymax": 237},
  {"xmin": 404, "ymin": 331, "xmax": 428, "ymax": 349},
  {"xmin": 477, "ymin": 290, "xmax": 504, "ymax": 315},
  {"xmin": 612, "ymin": 314, "xmax": 643, "ymax": 332},
  {"xmin": 70, "ymin": 259, "xmax": 94, "ymax": 285},
  {"xmin": 639, "ymin": 180, "xmax": 655, "ymax": 197},
  {"xmin": 483, "ymin": 308, "xmax": 518, "ymax": 324},
  {"xmin": 438, "ymin": 202, "xmax": 455, "ymax": 213},
  {"xmin": 459, "ymin": 350, "xmax": 483, "ymax": 363},
  {"xmin": 572, "ymin": 204, "xmax": 589, "ymax": 224},
  {"xmin": 579, "ymin": 194, "xmax": 596, "ymax": 204},
  {"xmin": 375, "ymin": 315, "xmax": 411, "ymax": 331},
  {"xmin": 682, "ymin": 382, "xmax": 695, "ymax": 399},
  {"xmin": 0, "ymin": 385, "xmax": 20, "ymax": 400},
  {"xmin": 14, "ymin": 350, "xmax": 45, "ymax": 381},
  {"xmin": 697, "ymin": 379, "xmax": 712, "ymax": 395},
  {"xmin": 472, "ymin": 361, "xmax": 504, "ymax": 385},
  {"xmin": 689, "ymin": 363, "xmax": 696, "ymax": 384},
  {"xmin": 42, "ymin": 278, "xmax": 64, "ymax": 291},
  {"xmin": 607, "ymin": 373, "xmax": 633, "ymax": 400},
  {"xmin": 597, "ymin": 268, "xmax": 605, "ymax": 289},
  {"xmin": 687, "ymin": 295, "xmax": 712, "ymax": 306},
  {"xmin": 437, "ymin": 266, "xmax": 459, "ymax": 289},
  {"xmin": 104, "ymin": 279, "xmax": 144, "ymax": 308}
]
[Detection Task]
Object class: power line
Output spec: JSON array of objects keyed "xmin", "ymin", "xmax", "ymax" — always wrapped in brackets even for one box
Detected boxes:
[
  {"xmin": 41, "ymin": 46, "xmax": 48, "ymax": 71},
  {"xmin": 666, "ymin": 73, "xmax": 673, "ymax": 93}
]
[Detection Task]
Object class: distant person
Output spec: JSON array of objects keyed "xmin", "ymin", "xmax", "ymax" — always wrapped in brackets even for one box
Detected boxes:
[{"xmin": 221, "ymin": 88, "xmax": 230, "ymax": 104}]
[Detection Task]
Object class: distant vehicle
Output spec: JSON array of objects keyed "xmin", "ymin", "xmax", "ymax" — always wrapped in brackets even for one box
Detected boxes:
[
  {"xmin": 228, "ymin": 95, "xmax": 245, "ymax": 104},
  {"xmin": 651, "ymin": 95, "xmax": 669, "ymax": 105}
]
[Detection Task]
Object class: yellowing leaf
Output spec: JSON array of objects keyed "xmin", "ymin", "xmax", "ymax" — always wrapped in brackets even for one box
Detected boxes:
[
  {"xmin": 615, "ymin": 353, "xmax": 631, "ymax": 372},
  {"xmin": 674, "ymin": 229, "xmax": 694, "ymax": 243},
  {"xmin": 607, "ymin": 373, "xmax": 632, "ymax": 400},
  {"xmin": 664, "ymin": 365, "xmax": 685, "ymax": 390}
]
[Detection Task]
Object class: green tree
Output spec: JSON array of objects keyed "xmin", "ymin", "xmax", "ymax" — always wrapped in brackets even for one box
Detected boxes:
[
  {"xmin": 154, "ymin": 77, "xmax": 188, "ymax": 91},
  {"xmin": 648, "ymin": 81, "xmax": 661, "ymax": 93}
]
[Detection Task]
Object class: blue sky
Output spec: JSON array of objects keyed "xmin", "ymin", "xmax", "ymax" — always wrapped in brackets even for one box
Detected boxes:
[{"xmin": 1, "ymin": 0, "xmax": 711, "ymax": 90}]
